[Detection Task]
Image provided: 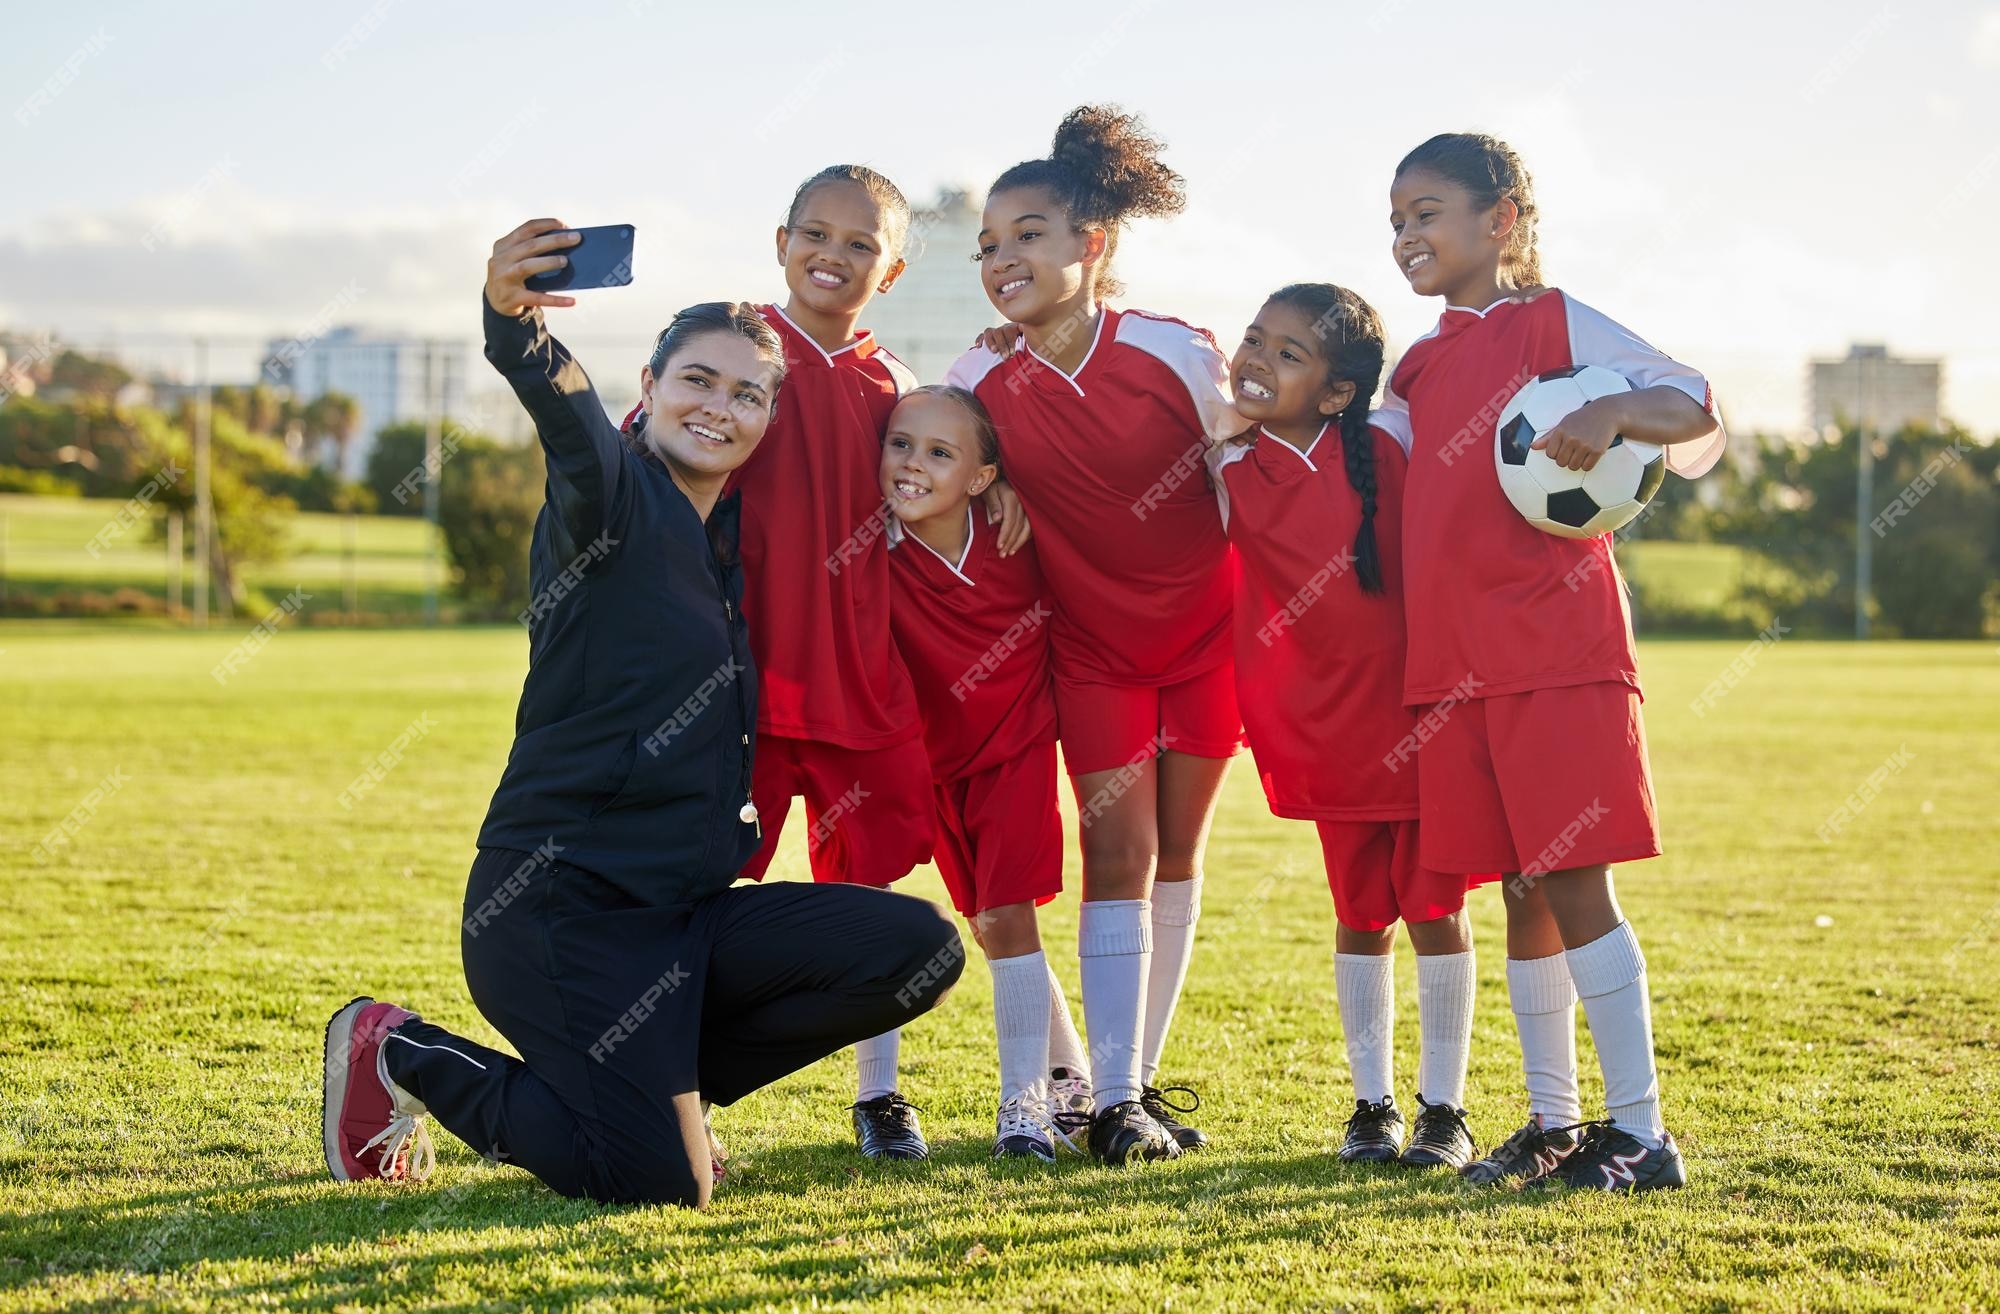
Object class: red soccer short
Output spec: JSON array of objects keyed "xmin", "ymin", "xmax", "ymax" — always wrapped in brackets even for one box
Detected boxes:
[
  {"xmin": 1314, "ymin": 818, "xmax": 1478, "ymax": 932},
  {"xmin": 931, "ymin": 743, "xmax": 1065, "ymax": 918},
  {"xmin": 1054, "ymin": 661, "xmax": 1245, "ymax": 777},
  {"xmin": 1415, "ymin": 681, "xmax": 1662, "ymax": 876},
  {"xmin": 738, "ymin": 732, "xmax": 935, "ymax": 887}
]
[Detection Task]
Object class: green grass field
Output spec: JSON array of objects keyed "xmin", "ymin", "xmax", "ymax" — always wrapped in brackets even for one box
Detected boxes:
[
  {"xmin": 3, "ymin": 624, "xmax": 1997, "ymax": 1312},
  {"xmin": 0, "ymin": 495, "xmax": 443, "ymax": 620},
  {"xmin": 0, "ymin": 494, "xmax": 1753, "ymax": 632}
]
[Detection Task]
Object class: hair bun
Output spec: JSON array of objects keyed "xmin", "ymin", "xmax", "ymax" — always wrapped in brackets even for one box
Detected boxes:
[{"xmin": 1049, "ymin": 104, "xmax": 1186, "ymax": 223}]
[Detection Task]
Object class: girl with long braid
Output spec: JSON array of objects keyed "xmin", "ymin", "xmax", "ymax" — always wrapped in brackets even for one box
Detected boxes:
[{"xmin": 1214, "ymin": 284, "xmax": 1492, "ymax": 1169}]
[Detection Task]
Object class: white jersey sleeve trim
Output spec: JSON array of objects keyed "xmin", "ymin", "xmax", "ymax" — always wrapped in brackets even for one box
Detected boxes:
[
  {"xmin": 1206, "ymin": 439, "xmax": 1255, "ymax": 532},
  {"xmin": 944, "ymin": 343, "xmax": 1006, "ymax": 393},
  {"xmin": 874, "ymin": 345, "xmax": 920, "ymax": 397},
  {"xmin": 1114, "ymin": 311, "xmax": 1247, "ymax": 448},
  {"xmin": 1366, "ymin": 376, "xmax": 1415, "ymax": 458},
  {"xmin": 1564, "ymin": 293, "xmax": 1727, "ymax": 479}
]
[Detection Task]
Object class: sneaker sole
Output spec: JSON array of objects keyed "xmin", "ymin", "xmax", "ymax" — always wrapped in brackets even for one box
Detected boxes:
[{"xmin": 321, "ymin": 996, "xmax": 371, "ymax": 1182}]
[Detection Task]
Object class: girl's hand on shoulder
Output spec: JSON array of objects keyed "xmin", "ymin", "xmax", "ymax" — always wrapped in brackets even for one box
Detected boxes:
[
  {"xmin": 485, "ymin": 218, "xmax": 582, "ymax": 316},
  {"xmin": 981, "ymin": 480, "xmax": 1031, "ymax": 556},
  {"xmin": 1530, "ymin": 395, "xmax": 1623, "ymax": 471},
  {"xmin": 978, "ymin": 323, "xmax": 1026, "ymax": 358}
]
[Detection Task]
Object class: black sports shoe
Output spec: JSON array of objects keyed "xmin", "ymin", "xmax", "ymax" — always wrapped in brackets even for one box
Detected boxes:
[
  {"xmin": 1338, "ymin": 1098, "xmax": 1405, "ymax": 1163},
  {"xmin": 1534, "ymin": 1122, "xmax": 1686, "ymax": 1193},
  {"xmin": 850, "ymin": 1093, "xmax": 928, "ymax": 1160},
  {"xmin": 1399, "ymin": 1093, "xmax": 1476, "ymax": 1169},
  {"xmin": 1053, "ymin": 1100, "xmax": 1182, "ymax": 1166},
  {"xmin": 1460, "ymin": 1117, "xmax": 1581, "ymax": 1186},
  {"xmin": 1141, "ymin": 1084, "xmax": 1208, "ymax": 1151}
]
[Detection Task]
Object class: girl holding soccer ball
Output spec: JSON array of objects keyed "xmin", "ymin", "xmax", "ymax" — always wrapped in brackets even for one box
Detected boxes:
[{"xmin": 1375, "ymin": 133, "xmax": 1727, "ymax": 1190}]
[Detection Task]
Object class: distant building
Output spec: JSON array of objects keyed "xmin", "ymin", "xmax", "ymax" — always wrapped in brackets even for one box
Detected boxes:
[
  {"xmin": 1809, "ymin": 343, "xmax": 1942, "ymax": 433},
  {"xmin": 264, "ymin": 328, "xmax": 469, "ymax": 478},
  {"xmin": 866, "ymin": 188, "xmax": 997, "ymax": 385}
]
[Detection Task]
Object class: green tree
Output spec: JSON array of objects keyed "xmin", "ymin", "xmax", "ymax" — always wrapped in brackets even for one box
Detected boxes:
[
  {"xmin": 436, "ymin": 436, "xmax": 545, "ymax": 615},
  {"xmin": 363, "ymin": 422, "xmax": 431, "ymax": 515}
]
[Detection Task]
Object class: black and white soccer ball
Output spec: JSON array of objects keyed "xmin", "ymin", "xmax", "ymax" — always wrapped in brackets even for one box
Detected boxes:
[{"xmin": 1494, "ymin": 366, "xmax": 1666, "ymax": 539}]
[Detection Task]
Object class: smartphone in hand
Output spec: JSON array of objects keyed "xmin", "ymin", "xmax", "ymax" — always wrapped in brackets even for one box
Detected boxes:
[{"xmin": 527, "ymin": 224, "xmax": 635, "ymax": 292}]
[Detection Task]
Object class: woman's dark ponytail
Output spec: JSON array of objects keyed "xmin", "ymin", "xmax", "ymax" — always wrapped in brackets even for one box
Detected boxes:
[{"xmin": 1268, "ymin": 283, "xmax": 1388, "ymax": 594}]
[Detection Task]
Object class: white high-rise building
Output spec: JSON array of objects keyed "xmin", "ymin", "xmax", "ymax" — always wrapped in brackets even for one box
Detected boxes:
[
  {"xmin": 1809, "ymin": 343, "xmax": 1943, "ymax": 433},
  {"xmin": 867, "ymin": 188, "xmax": 998, "ymax": 386},
  {"xmin": 264, "ymin": 328, "xmax": 469, "ymax": 479}
]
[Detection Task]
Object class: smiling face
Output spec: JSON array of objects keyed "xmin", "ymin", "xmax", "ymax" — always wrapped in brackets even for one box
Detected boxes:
[
  {"xmin": 1229, "ymin": 298, "xmax": 1351, "ymax": 433},
  {"xmin": 975, "ymin": 185, "xmax": 1103, "ymax": 329},
  {"xmin": 639, "ymin": 331, "xmax": 779, "ymax": 482},
  {"xmin": 1389, "ymin": 167, "xmax": 1514, "ymax": 305},
  {"xmin": 879, "ymin": 392, "xmax": 997, "ymax": 526},
  {"xmin": 775, "ymin": 180, "xmax": 906, "ymax": 322}
]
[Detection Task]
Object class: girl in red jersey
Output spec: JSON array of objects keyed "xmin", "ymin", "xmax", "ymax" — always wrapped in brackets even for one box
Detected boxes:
[
  {"xmin": 1215, "ymin": 283, "xmax": 1487, "ymax": 1170},
  {"xmin": 947, "ymin": 107, "xmax": 1244, "ymax": 1165},
  {"xmin": 879, "ymin": 384, "xmax": 1086, "ymax": 1163},
  {"xmin": 1376, "ymin": 133, "xmax": 1728, "ymax": 1192},
  {"xmin": 641, "ymin": 167, "xmax": 1029, "ymax": 1162}
]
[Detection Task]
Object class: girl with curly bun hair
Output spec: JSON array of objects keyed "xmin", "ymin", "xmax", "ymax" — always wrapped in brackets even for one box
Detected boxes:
[{"xmin": 947, "ymin": 105, "xmax": 1244, "ymax": 1166}]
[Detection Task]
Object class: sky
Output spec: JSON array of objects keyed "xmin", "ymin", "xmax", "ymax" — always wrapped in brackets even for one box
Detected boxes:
[{"xmin": 5, "ymin": 0, "xmax": 1999, "ymax": 436}]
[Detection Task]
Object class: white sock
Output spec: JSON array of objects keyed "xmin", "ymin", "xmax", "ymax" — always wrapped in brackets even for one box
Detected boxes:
[
  {"xmin": 1078, "ymin": 899, "xmax": 1150, "ymax": 1111},
  {"xmin": 1415, "ymin": 949, "xmax": 1476, "ymax": 1109},
  {"xmin": 1047, "ymin": 963, "xmax": 1089, "ymax": 1079},
  {"xmin": 989, "ymin": 951, "xmax": 1052, "ymax": 1104},
  {"xmin": 1566, "ymin": 922, "xmax": 1664, "ymax": 1146},
  {"xmin": 1507, "ymin": 953, "xmax": 1582, "ymax": 1125},
  {"xmin": 1334, "ymin": 951, "xmax": 1396, "ymax": 1105},
  {"xmin": 1140, "ymin": 874, "xmax": 1202, "ymax": 1085},
  {"xmin": 855, "ymin": 1029, "xmax": 899, "ymax": 1101}
]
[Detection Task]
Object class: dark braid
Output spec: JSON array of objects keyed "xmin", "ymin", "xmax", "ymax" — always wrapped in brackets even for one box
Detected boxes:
[{"xmin": 1267, "ymin": 284, "xmax": 1388, "ymax": 594}]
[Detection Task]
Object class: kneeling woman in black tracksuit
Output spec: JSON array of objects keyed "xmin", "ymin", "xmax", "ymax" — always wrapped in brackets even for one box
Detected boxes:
[{"xmin": 320, "ymin": 218, "xmax": 965, "ymax": 1207}]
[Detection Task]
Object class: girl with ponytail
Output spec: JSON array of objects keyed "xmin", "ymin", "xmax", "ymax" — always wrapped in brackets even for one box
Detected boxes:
[
  {"xmin": 946, "ymin": 106, "xmax": 1244, "ymax": 1166},
  {"xmin": 1215, "ymin": 282, "xmax": 1489, "ymax": 1171},
  {"xmin": 1383, "ymin": 132, "xmax": 1727, "ymax": 1193}
]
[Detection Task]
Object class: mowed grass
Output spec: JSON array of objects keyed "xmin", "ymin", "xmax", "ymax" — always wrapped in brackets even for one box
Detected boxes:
[
  {"xmin": 0, "ymin": 495, "xmax": 442, "ymax": 619},
  {"xmin": 1, "ymin": 623, "xmax": 1996, "ymax": 1313}
]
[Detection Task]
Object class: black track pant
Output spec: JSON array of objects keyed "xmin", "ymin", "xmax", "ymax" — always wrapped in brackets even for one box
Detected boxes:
[{"xmin": 383, "ymin": 846, "xmax": 965, "ymax": 1206}]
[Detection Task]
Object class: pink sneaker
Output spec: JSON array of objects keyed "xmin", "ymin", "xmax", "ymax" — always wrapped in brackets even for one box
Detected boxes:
[{"xmin": 322, "ymin": 996, "xmax": 434, "ymax": 1182}]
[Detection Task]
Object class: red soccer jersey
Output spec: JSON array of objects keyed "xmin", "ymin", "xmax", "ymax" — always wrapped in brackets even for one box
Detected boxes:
[
  {"xmin": 886, "ymin": 507, "xmax": 1058, "ymax": 782},
  {"xmin": 727, "ymin": 304, "xmax": 920, "ymax": 749},
  {"xmin": 945, "ymin": 308, "xmax": 1245, "ymax": 687},
  {"xmin": 1371, "ymin": 290, "xmax": 1726, "ymax": 706},
  {"xmin": 1217, "ymin": 422, "xmax": 1418, "ymax": 821}
]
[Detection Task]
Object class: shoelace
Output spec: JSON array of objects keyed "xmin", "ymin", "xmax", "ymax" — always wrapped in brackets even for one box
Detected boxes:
[
  {"xmin": 361, "ymin": 1111, "xmax": 435, "ymax": 1182},
  {"xmin": 1344, "ymin": 1100, "xmax": 1399, "ymax": 1136},
  {"xmin": 1410, "ymin": 1094, "xmax": 1473, "ymax": 1146},
  {"xmin": 996, "ymin": 1093, "xmax": 1052, "ymax": 1145},
  {"xmin": 1550, "ymin": 1120, "xmax": 1620, "ymax": 1180},
  {"xmin": 1143, "ymin": 1084, "xmax": 1201, "ymax": 1117},
  {"xmin": 850, "ymin": 1093, "xmax": 923, "ymax": 1133}
]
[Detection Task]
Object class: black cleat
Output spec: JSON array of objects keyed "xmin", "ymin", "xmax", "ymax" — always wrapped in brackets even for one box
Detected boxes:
[
  {"xmin": 1054, "ymin": 1100, "xmax": 1182, "ymax": 1166},
  {"xmin": 1533, "ymin": 1122, "xmax": 1686, "ymax": 1193},
  {"xmin": 1460, "ymin": 1117, "xmax": 1580, "ymax": 1186},
  {"xmin": 850, "ymin": 1093, "xmax": 929, "ymax": 1160},
  {"xmin": 1338, "ymin": 1097, "xmax": 1406, "ymax": 1163},
  {"xmin": 1141, "ymin": 1084, "xmax": 1208, "ymax": 1151},
  {"xmin": 1399, "ymin": 1093, "xmax": 1476, "ymax": 1169}
]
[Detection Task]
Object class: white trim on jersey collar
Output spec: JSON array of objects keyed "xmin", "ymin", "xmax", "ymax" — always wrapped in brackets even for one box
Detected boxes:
[
  {"xmin": 1441, "ymin": 296, "xmax": 1517, "ymax": 319},
  {"xmin": 1258, "ymin": 421, "xmax": 1331, "ymax": 470},
  {"xmin": 1021, "ymin": 308, "xmax": 1107, "ymax": 398},
  {"xmin": 884, "ymin": 504, "xmax": 977, "ymax": 585},
  {"xmin": 766, "ymin": 302, "xmax": 873, "ymax": 366}
]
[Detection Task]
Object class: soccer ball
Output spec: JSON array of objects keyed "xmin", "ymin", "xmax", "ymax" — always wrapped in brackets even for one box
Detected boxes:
[{"xmin": 1494, "ymin": 366, "xmax": 1666, "ymax": 539}]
